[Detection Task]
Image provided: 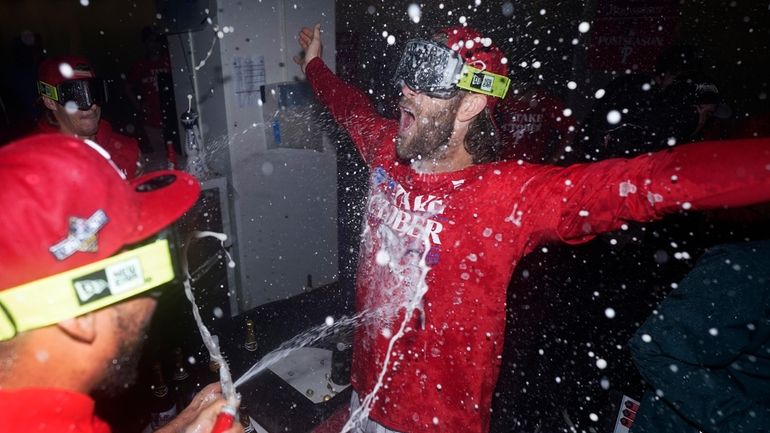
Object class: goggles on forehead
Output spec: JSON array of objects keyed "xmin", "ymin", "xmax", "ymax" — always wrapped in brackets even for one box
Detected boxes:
[
  {"xmin": 0, "ymin": 230, "xmax": 181, "ymax": 341},
  {"xmin": 394, "ymin": 39, "xmax": 511, "ymax": 100},
  {"xmin": 38, "ymin": 78, "xmax": 108, "ymax": 110}
]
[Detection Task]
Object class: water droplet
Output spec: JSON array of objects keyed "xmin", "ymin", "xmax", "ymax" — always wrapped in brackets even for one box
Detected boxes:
[
  {"xmin": 64, "ymin": 101, "xmax": 79, "ymax": 114},
  {"xmin": 595, "ymin": 88, "xmax": 606, "ymax": 99},
  {"xmin": 408, "ymin": 4, "xmax": 421, "ymax": 23},
  {"xmin": 578, "ymin": 22, "xmax": 591, "ymax": 33},
  {"xmin": 375, "ymin": 250, "xmax": 390, "ymax": 266},
  {"xmin": 606, "ymin": 110, "xmax": 621, "ymax": 124},
  {"xmin": 605, "ymin": 308, "xmax": 616, "ymax": 319},
  {"xmin": 501, "ymin": 2, "xmax": 514, "ymax": 17}
]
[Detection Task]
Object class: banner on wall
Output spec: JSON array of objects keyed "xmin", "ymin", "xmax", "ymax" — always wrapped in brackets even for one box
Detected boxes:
[{"xmin": 586, "ymin": 0, "xmax": 681, "ymax": 72}]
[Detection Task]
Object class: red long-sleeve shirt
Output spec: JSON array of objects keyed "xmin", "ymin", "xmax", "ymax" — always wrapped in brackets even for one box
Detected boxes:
[
  {"xmin": 36, "ymin": 119, "xmax": 140, "ymax": 179},
  {"xmin": 305, "ymin": 57, "xmax": 770, "ymax": 433},
  {"xmin": 0, "ymin": 388, "xmax": 111, "ymax": 433}
]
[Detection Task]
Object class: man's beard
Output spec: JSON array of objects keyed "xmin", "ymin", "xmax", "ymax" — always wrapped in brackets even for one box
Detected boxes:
[
  {"xmin": 93, "ymin": 308, "xmax": 152, "ymax": 398},
  {"xmin": 397, "ymin": 97, "xmax": 460, "ymax": 161}
]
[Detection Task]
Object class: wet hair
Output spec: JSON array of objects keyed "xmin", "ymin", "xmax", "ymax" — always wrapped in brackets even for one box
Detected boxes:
[{"xmin": 465, "ymin": 107, "xmax": 502, "ymax": 164}]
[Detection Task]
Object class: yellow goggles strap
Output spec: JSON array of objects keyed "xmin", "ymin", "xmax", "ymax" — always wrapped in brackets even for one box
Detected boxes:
[
  {"xmin": 0, "ymin": 238, "xmax": 175, "ymax": 341},
  {"xmin": 38, "ymin": 80, "xmax": 60, "ymax": 101},
  {"xmin": 456, "ymin": 65, "xmax": 511, "ymax": 99}
]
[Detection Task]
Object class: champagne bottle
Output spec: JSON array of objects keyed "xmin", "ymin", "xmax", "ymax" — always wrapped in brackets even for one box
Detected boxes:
[
  {"xmin": 244, "ymin": 319, "xmax": 257, "ymax": 352},
  {"xmin": 238, "ymin": 402, "xmax": 256, "ymax": 433},
  {"xmin": 171, "ymin": 347, "xmax": 196, "ymax": 410},
  {"xmin": 149, "ymin": 361, "xmax": 178, "ymax": 430}
]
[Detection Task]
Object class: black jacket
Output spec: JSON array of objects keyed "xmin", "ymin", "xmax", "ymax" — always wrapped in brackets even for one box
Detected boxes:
[{"xmin": 629, "ymin": 240, "xmax": 770, "ymax": 433}]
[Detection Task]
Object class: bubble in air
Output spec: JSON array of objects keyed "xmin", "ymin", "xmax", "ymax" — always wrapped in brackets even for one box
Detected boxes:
[
  {"xmin": 600, "ymin": 377, "xmax": 610, "ymax": 390},
  {"xmin": 578, "ymin": 22, "xmax": 591, "ymax": 33},
  {"xmin": 408, "ymin": 3, "xmax": 422, "ymax": 23},
  {"xmin": 606, "ymin": 110, "xmax": 621, "ymax": 124},
  {"xmin": 567, "ymin": 81, "xmax": 577, "ymax": 90},
  {"xmin": 605, "ymin": 308, "xmax": 616, "ymax": 319},
  {"xmin": 596, "ymin": 358, "xmax": 607, "ymax": 369},
  {"xmin": 213, "ymin": 307, "xmax": 223, "ymax": 318},
  {"xmin": 375, "ymin": 250, "xmax": 391, "ymax": 266},
  {"xmin": 59, "ymin": 63, "xmax": 74, "ymax": 79},
  {"xmin": 641, "ymin": 334, "xmax": 652, "ymax": 343},
  {"xmin": 325, "ymin": 316, "xmax": 334, "ymax": 326},
  {"xmin": 589, "ymin": 413, "xmax": 599, "ymax": 422},
  {"xmin": 502, "ymin": 2, "xmax": 514, "ymax": 17},
  {"xmin": 387, "ymin": 35, "xmax": 396, "ymax": 45},
  {"xmin": 595, "ymin": 89, "xmax": 606, "ymax": 99},
  {"xmin": 459, "ymin": 16, "xmax": 467, "ymax": 24},
  {"xmin": 64, "ymin": 101, "xmax": 79, "ymax": 114},
  {"xmin": 709, "ymin": 327, "xmax": 719, "ymax": 336},
  {"xmin": 367, "ymin": 5, "xmax": 376, "ymax": 14}
]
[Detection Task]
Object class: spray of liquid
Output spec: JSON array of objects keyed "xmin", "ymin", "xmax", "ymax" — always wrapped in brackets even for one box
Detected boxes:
[
  {"xmin": 234, "ymin": 312, "xmax": 368, "ymax": 388},
  {"xmin": 340, "ymin": 226, "xmax": 433, "ymax": 433},
  {"xmin": 181, "ymin": 231, "xmax": 239, "ymax": 410}
]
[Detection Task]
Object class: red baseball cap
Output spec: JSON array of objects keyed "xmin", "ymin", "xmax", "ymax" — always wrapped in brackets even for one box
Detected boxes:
[
  {"xmin": 0, "ymin": 133, "xmax": 201, "ymax": 290},
  {"xmin": 38, "ymin": 55, "xmax": 96, "ymax": 88},
  {"xmin": 437, "ymin": 26, "xmax": 509, "ymax": 113}
]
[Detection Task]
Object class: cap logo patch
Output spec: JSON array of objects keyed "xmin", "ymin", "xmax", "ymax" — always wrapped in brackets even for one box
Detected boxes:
[
  {"xmin": 50, "ymin": 209, "xmax": 109, "ymax": 261},
  {"xmin": 470, "ymin": 72, "xmax": 494, "ymax": 92},
  {"xmin": 71, "ymin": 258, "xmax": 144, "ymax": 305}
]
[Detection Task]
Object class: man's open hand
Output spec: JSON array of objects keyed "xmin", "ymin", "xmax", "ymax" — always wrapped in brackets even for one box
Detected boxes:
[{"xmin": 293, "ymin": 23, "xmax": 322, "ymax": 74}]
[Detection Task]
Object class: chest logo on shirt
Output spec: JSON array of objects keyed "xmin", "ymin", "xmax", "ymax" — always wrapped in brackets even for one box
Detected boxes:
[{"xmin": 370, "ymin": 168, "xmax": 445, "ymax": 246}]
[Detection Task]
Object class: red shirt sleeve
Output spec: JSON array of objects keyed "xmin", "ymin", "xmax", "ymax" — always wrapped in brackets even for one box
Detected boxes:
[
  {"xmin": 530, "ymin": 138, "xmax": 770, "ymax": 244},
  {"xmin": 305, "ymin": 57, "xmax": 397, "ymax": 165}
]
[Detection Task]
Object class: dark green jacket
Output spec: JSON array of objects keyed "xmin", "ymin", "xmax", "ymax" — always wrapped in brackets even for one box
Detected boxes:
[{"xmin": 629, "ymin": 240, "xmax": 770, "ymax": 433}]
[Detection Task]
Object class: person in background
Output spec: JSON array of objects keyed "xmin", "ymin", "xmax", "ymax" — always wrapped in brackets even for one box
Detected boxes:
[
  {"xmin": 574, "ymin": 45, "xmax": 708, "ymax": 161},
  {"xmin": 126, "ymin": 26, "xmax": 173, "ymax": 156},
  {"xmin": 295, "ymin": 23, "xmax": 770, "ymax": 433},
  {"xmin": 36, "ymin": 55, "xmax": 141, "ymax": 178},
  {"xmin": 494, "ymin": 72, "xmax": 576, "ymax": 163},
  {"xmin": 629, "ymin": 240, "xmax": 770, "ymax": 432},
  {"xmin": 0, "ymin": 133, "xmax": 242, "ymax": 433}
]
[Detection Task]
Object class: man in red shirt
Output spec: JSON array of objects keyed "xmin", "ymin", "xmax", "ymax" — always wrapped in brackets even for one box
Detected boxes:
[
  {"xmin": 294, "ymin": 24, "xmax": 770, "ymax": 433},
  {"xmin": 0, "ymin": 134, "xmax": 241, "ymax": 433},
  {"xmin": 495, "ymin": 82, "xmax": 575, "ymax": 163},
  {"xmin": 37, "ymin": 55, "xmax": 141, "ymax": 178},
  {"xmin": 126, "ymin": 27, "xmax": 172, "ymax": 155}
]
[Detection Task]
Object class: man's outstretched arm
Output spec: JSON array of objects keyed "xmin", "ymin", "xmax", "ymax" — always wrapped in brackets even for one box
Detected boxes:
[
  {"xmin": 529, "ymin": 138, "xmax": 770, "ymax": 244},
  {"xmin": 294, "ymin": 23, "xmax": 395, "ymax": 164}
]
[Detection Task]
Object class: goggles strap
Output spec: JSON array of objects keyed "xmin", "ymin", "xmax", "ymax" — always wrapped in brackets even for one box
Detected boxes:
[
  {"xmin": 456, "ymin": 65, "xmax": 511, "ymax": 99},
  {"xmin": 38, "ymin": 81, "xmax": 60, "ymax": 102},
  {"xmin": 0, "ymin": 238, "xmax": 175, "ymax": 341}
]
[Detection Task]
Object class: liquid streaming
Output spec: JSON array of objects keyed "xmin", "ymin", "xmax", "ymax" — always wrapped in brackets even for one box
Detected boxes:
[
  {"xmin": 340, "ymin": 226, "xmax": 433, "ymax": 432},
  {"xmin": 233, "ymin": 312, "xmax": 368, "ymax": 388},
  {"xmin": 181, "ymin": 231, "xmax": 239, "ymax": 409}
]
